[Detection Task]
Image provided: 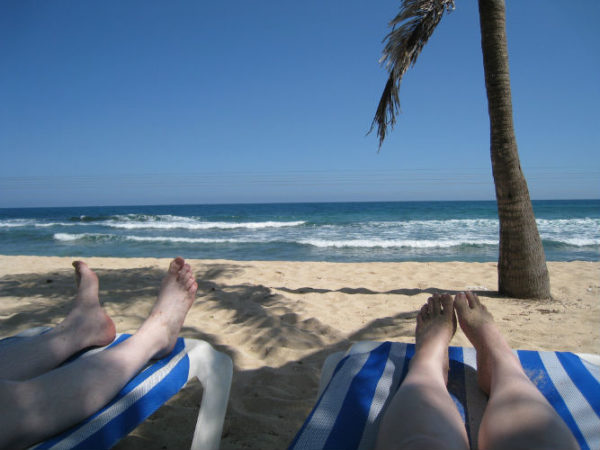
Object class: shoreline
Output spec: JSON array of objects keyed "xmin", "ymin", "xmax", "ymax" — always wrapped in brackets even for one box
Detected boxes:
[{"xmin": 1, "ymin": 255, "xmax": 598, "ymax": 449}]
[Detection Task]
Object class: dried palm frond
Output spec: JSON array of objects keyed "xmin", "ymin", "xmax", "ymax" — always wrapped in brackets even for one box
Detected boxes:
[{"xmin": 370, "ymin": 0, "xmax": 455, "ymax": 148}]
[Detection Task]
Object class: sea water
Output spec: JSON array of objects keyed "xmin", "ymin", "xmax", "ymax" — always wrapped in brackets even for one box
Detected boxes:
[{"xmin": 0, "ymin": 200, "xmax": 598, "ymax": 262}]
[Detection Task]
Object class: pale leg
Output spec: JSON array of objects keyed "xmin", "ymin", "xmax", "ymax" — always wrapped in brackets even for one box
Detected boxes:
[
  {"xmin": 455, "ymin": 292, "xmax": 578, "ymax": 450},
  {"xmin": 0, "ymin": 261, "xmax": 115, "ymax": 381},
  {"xmin": 0, "ymin": 257, "xmax": 198, "ymax": 449},
  {"xmin": 376, "ymin": 294, "xmax": 469, "ymax": 450}
]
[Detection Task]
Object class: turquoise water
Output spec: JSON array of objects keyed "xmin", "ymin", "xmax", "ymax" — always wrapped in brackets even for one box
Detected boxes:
[{"xmin": 0, "ymin": 200, "xmax": 598, "ymax": 262}]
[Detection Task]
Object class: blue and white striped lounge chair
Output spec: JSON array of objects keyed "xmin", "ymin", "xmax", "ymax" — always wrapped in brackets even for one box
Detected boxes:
[
  {"xmin": 290, "ymin": 341, "xmax": 600, "ymax": 450},
  {"xmin": 2, "ymin": 328, "xmax": 232, "ymax": 450}
]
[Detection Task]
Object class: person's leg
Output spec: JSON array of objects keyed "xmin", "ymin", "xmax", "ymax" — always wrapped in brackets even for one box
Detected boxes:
[
  {"xmin": 0, "ymin": 261, "xmax": 116, "ymax": 381},
  {"xmin": 454, "ymin": 291, "xmax": 578, "ymax": 450},
  {"xmin": 376, "ymin": 294, "xmax": 469, "ymax": 450},
  {"xmin": 0, "ymin": 257, "xmax": 198, "ymax": 449}
]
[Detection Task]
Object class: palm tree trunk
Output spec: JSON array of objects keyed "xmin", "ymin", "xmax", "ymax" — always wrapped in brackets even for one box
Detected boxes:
[{"xmin": 478, "ymin": 0, "xmax": 551, "ymax": 298}]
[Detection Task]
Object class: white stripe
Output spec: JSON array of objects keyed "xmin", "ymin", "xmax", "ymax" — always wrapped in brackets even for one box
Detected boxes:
[
  {"xmin": 577, "ymin": 353, "xmax": 600, "ymax": 384},
  {"xmin": 292, "ymin": 351, "xmax": 371, "ymax": 450},
  {"xmin": 540, "ymin": 351, "xmax": 600, "ymax": 450},
  {"xmin": 49, "ymin": 346, "xmax": 188, "ymax": 449},
  {"xmin": 356, "ymin": 343, "xmax": 408, "ymax": 450}
]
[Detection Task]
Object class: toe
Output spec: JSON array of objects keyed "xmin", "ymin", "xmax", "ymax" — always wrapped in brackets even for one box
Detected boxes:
[
  {"xmin": 440, "ymin": 293, "xmax": 453, "ymax": 315},
  {"xmin": 429, "ymin": 294, "xmax": 442, "ymax": 315},
  {"xmin": 170, "ymin": 257, "xmax": 185, "ymax": 274},
  {"xmin": 72, "ymin": 260, "xmax": 88, "ymax": 272},
  {"xmin": 417, "ymin": 305, "xmax": 428, "ymax": 325},
  {"xmin": 454, "ymin": 292, "xmax": 469, "ymax": 315},
  {"xmin": 178, "ymin": 263, "xmax": 192, "ymax": 279},
  {"xmin": 466, "ymin": 291, "xmax": 480, "ymax": 308},
  {"xmin": 185, "ymin": 276, "xmax": 195, "ymax": 290}
]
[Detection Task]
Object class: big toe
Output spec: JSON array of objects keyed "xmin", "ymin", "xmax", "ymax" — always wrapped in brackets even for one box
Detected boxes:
[
  {"xmin": 72, "ymin": 260, "xmax": 89, "ymax": 275},
  {"xmin": 169, "ymin": 257, "xmax": 186, "ymax": 274},
  {"xmin": 454, "ymin": 292, "xmax": 470, "ymax": 316}
]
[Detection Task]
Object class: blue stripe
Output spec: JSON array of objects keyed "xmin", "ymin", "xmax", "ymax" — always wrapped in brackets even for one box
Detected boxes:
[
  {"xmin": 116, "ymin": 336, "xmax": 186, "ymax": 397},
  {"xmin": 288, "ymin": 353, "xmax": 353, "ymax": 449},
  {"xmin": 323, "ymin": 342, "xmax": 391, "ymax": 450},
  {"xmin": 518, "ymin": 350, "xmax": 588, "ymax": 450},
  {"xmin": 447, "ymin": 346, "xmax": 470, "ymax": 443},
  {"xmin": 556, "ymin": 352, "xmax": 600, "ymax": 417},
  {"xmin": 33, "ymin": 337, "xmax": 187, "ymax": 450},
  {"xmin": 73, "ymin": 351, "xmax": 189, "ymax": 449}
]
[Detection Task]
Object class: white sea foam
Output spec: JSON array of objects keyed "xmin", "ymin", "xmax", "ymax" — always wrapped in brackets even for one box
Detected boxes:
[
  {"xmin": 552, "ymin": 238, "xmax": 600, "ymax": 247},
  {"xmin": 0, "ymin": 219, "xmax": 37, "ymax": 228},
  {"xmin": 124, "ymin": 236, "xmax": 253, "ymax": 244},
  {"xmin": 298, "ymin": 239, "xmax": 498, "ymax": 249},
  {"xmin": 35, "ymin": 222, "xmax": 80, "ymax": 228},
  {"xmin": 1, "ymin": 220, "xmax": 82, "ymax": 228},
  {"xmin": 53, "ymin": 233, "xmax": 111, "ymax": 241},
  {"xmin": 369, "ymin": 219, "xmax": 499, "ymax": 228},
  {"xmin": 104, "ymin": 216, "xmax": 305, "ymax": 230}
]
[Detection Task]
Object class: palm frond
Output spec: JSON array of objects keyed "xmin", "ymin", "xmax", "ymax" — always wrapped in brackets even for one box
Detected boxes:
[{"xmin": 370, "ymin": 0, "xmax": 454, "ymax": 148}]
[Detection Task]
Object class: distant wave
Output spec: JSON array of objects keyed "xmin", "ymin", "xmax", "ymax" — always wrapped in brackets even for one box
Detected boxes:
[
  {"xmin": 71, "ymin": 215, "xmax": 112, "ymax": 222},
  {"xmin": 543, "ymin": 238, "xmax": 600, "ymax": 248},
  {"xmin": 298, "ymin": 239, "xmax": 499, "ymax": 249},
  {"xmin": 124, "ymin": 236, "xmax": 254, "ymax": 244},
  {"xmin": 35, "ymin": 222, "xmax": 80, "ymax": 228},
  {"xmin": 106, "ymin": 219, "xmax": 306, "ymax": 230},
  {"xmin": 368, "ymin": 219, "xmax": 498, "ymax": 227},
  {"xmin": 53, "ymin": 233, "xmax": 114, "ymax": 242},
  {"xmin": 0, "ymin": 219, "xmax": 37, "ymax": 228},
  {"xmin": 49, "ymin": 233, "xmax": 600, "ymax": 249}
]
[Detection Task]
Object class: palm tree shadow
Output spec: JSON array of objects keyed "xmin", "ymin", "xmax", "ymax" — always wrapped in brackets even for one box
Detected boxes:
[
  {"xmin": 275, "ymin": 285, "xmax": 499, "ymax": 297},
  {"xmin": 2, "ymin": 263, "xmax": 497, "ymax": 449}
]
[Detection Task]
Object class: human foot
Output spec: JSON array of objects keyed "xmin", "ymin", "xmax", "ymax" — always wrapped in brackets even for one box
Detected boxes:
[
  {"xmin": 61, "ymin": 261, "xmax": 116, "ymax": 348},
  {"xmin": 73, "ymin": 260, "xmax": 100, "ymax": 305},
  {"xmin": 411, "ymin": 293, "xmax": 457, "ymax": 383},
  {"xmin": 454, "ymin": 291, "xmax": 516, "ymax": 394},
  {"xmin": 141, "ymin": 257, "xmax": 198, "ymax": 358}
]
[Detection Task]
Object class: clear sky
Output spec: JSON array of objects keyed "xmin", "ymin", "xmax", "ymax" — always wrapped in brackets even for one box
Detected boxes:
[{"xmin": 1, "ymin": 1, "xmax": 598, "ymax": 207}]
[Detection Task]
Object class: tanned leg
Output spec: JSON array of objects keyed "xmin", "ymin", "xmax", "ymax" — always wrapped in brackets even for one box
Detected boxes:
[
  {"xmin": 455, "ymin": 291, "xmax": 578, "ymax": 450},
  {"xmin": 0, "ymin": 261, "xmax": 115, "ymax": 381},
  {"xmin": 376, "ymin": 294, "xmax": 469, "ymax": 450},
  {"xmin": 0, "ymin": 257, "xmax": 198, "ymax": 449}
]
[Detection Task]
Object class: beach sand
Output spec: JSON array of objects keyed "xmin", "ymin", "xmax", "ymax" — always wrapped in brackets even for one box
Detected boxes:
[{"xmin": 1, "ymin": 256, "xmax": 598, "ymax": 449}]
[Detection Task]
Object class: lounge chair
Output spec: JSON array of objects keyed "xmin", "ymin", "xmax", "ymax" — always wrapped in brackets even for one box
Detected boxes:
[
  {"xmin": 290, "ymin": 341, "xmax": 600, "ymax": 450},
  {"xmin": 2, "ymin": 327, "xmax": 232, "ymax": 450}
]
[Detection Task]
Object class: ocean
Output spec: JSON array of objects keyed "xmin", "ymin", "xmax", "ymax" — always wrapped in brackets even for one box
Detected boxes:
[{"xmin": 0, "ymin": 200, "xmax": 598, "ymax": 262}]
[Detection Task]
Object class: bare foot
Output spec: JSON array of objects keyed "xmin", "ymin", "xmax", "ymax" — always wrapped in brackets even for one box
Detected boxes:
[
  {"xmin": 73, "ymin": 261, "xmax": 100, "ymax": 305},
  {"xmin": 411, "ymin": 293, "xmax": 457, "ymax": 383},
  {"xmin": 61, "ymin": 261, "xmax": 116, "ymax": 348},
  {"xmin": 454, "ymin": 291, "xmax": 516, "ymax": 394},
  {"xmin": 142, "ymin": 257, "xmax": 198, "ymax": 358}
]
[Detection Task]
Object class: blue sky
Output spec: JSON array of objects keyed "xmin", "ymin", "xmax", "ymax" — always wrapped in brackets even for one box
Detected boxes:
[{"xmin": 1, "ymin": 1, "xmax": 598, "ymax": 207}]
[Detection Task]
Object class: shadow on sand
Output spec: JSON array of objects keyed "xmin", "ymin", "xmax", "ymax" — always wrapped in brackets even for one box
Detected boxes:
[{"xmin": 0, "ymin": 263, "xmax": 500, "ymax": 449}]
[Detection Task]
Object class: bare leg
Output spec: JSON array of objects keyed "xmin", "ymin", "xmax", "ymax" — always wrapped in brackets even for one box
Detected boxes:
[
  {"xmin": 455, "ymin": 292, "xmax": 578, "ymax": 450},
  {"xmin": 0, "ymin": 257, "xmax": 198, "ymax": 449},
  {"xmin": 0, "ymin": 261, "xmax": 116, "ymax": 380},
  {"xmin": 376, "ymin": 294, "xmax": 469, "ymax": 450}
]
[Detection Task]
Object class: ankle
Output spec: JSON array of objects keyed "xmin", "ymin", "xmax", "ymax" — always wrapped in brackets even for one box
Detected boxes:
[
  {"xmin": 410, "ymin": 353, "xmax": 448, "ymax": 375},
  {"xmin": 135, "ymin": 320, "xmax": 172, "ymax": 358}
]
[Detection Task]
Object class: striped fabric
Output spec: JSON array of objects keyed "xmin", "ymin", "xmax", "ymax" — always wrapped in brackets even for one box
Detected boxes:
[
  {"xmin": 290, "ymin": 342, "xmax": 600, "ymax": 450},
  {"xmin": 31, "ymin": 333, "xmax": 192, "ymax": 450}
]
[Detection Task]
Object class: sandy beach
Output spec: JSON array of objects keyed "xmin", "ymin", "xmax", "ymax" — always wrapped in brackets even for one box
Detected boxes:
[{"xmin": 0, "ymin": 255, "xmax": 598, "ymax": 449}]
